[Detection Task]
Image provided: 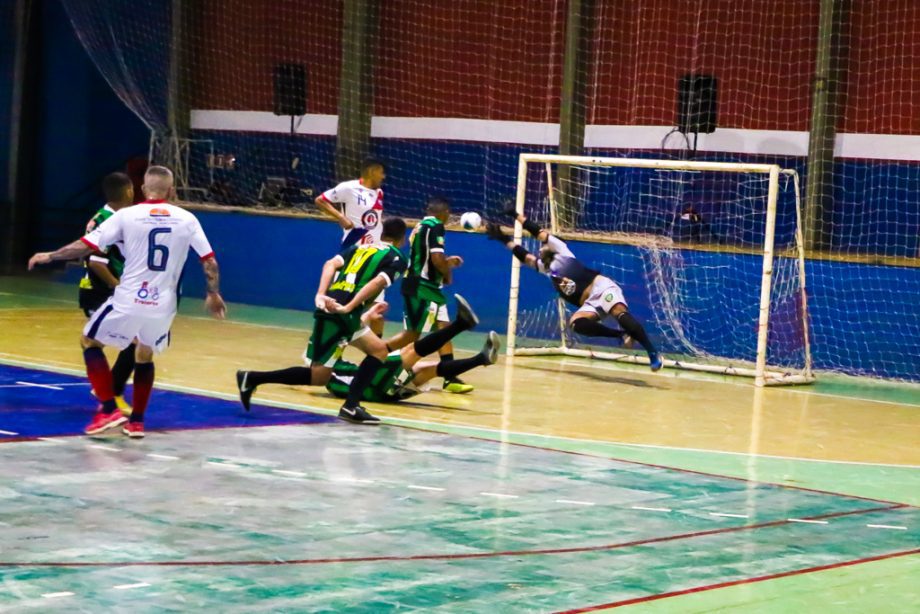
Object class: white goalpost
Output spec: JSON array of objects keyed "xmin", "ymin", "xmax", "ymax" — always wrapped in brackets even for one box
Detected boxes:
[{"xmin": 505, "ymin": 154, "xmax": 814, "ymax": 387}]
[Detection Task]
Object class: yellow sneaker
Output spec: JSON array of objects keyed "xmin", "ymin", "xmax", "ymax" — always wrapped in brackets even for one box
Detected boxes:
[
  {"xmin": 115, "ymin": 395, "xmax": 133, "ymax": 416},
  {"xmin": 443, "ymin": 378, "xmax": 474, "ymax": 394}
]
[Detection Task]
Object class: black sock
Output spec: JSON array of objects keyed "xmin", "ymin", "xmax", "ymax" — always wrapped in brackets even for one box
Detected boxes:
[
  {"xmin": 616, "ymin": 312, "xmax": 657, "ymax": 354},
  {"xmin": 571, "ymin": 318, "xmax": 625, "ymax": 338},
  {"xmin": 440, "ymin": 352, "xmax": 454, "ymax": 362},
  {"xmin": 111, "ymin": 343, "xmax": 136, "ymax": 396},
  {"xmin": 343, "ymin": 355, "xmax": 383, "ymax": 408},
  {"xmin": 247, "ymin": 367, "xmax": 313, "ymax": 387},
  {"xmin": 436, "ymin": 355, "xmax": 487, "ymax": 379},
  {"xmin": 414, "ymin": 320, "xmax": 468, "ymax": 356}
]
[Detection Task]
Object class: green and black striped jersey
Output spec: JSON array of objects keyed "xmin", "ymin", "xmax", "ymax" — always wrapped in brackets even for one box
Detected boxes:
[
  {"xmin": 328, "ymin": 242, "xmax": 407, "ymax": 306},
  {"xmin": 401, "ymin": 216, "xmax": 447, "ymax": 302},
  {"xmin": 78, "ymin": 205, "xmax": 126, "ymax": 305}
]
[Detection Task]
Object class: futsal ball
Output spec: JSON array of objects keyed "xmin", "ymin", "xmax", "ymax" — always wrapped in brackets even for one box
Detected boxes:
[{"xmin": 460, "ymin": 212, "xmax": 482, "ymax": 232}]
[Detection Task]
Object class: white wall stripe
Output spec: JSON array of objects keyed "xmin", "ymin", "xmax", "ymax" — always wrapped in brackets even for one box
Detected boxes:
[{"xmin": 190, "ymin": 110, "xmax": 920, "ymax": 161}]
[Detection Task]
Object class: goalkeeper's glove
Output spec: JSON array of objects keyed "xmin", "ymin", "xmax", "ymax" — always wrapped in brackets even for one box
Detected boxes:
[
  {"xmin": 502, "ymin": 201, "xmax": 518, "ymax": 218},
  {"xmin": 485, "ymin": 222, "xmax": 509, "ymax": 243}
]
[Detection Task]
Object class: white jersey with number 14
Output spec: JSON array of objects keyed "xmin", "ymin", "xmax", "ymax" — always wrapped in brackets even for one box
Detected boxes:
[{"xmin": 81, "ymin": 201, "xmax": 214, "ymax": 317}]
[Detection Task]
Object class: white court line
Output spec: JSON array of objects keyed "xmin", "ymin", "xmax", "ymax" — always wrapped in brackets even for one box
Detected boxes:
[
  {"xmin": 408, "ymin": 484, "xmax": 445, "ymax": 491},
  {"xmin": 35, "ymin": 437, "xmax": 66, "ymax": 445},
  {"xmin": 709, "ymin": 512, "xmax": 748, "ymax": 519},
  {"xmin": 631, "ymin": 505, "xmax": 672, "ymax": 513},
  {"xmin": 331, "ymin": 477, "xmax": 375, "ymax": 484},
  {"xmin": 0, "ymin": 429, "xmax": 19, "ymax": 435},
  {"xmin": 88, "ymin": 444, "xmax": 121, "ymax": 452},
  {"xmin": 112, "ymin": 582, "xmax": 151, "ymax": 590},
  {"xmin": 14, "ymin": 381, "xmax": 63, "ymax": 391},
  {"xmin": 787, "ymin": 518, "xmax": 829, "ymax": 525},
  {"xmin": 0, "ymin": 382, "xmax": 86, "ymax": 388},
  {"xmin": 271, "ymin": 469, "xmax": 307, "ymax": 477},
  {"xmin": 555, "ymin": 499, "xmax": 595, "ymax": 506},
  {"xmin": 147, "ymin": 454, "xmax": 179, "ymax": 461},
  {"xmin": 866, "ymin": 524, "xmax": 908, "ymax": 530},
  {"xmin": 480, "ymin": 492, "xmax": 519, "ymax": 499},
  {"xmin": 41, "ymin": 592, "xmax": 74, "ymax": 599},
  {"xmin": 2, "ymin": 355, "xmax": 919, "ymax": 470}
]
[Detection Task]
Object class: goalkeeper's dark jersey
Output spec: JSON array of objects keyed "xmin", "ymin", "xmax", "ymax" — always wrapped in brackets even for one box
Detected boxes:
[
  {"xmin": 537, "ymin": 236, "xmax": 601, "ymax": 307},
  {"xmin": 328, "ymin": 242, "xmax": 407, "ymax": 307}
]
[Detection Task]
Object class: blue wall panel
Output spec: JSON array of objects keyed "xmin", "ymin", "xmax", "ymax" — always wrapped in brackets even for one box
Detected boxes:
[{"xmin": 181, "ymin": 210, "xmax": 920, "ymax": 380}]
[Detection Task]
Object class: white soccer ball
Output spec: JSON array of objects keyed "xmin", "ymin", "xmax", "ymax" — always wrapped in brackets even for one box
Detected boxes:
[{"xmin": 460, "ymin": 211, "xmax": 482, "ymax": 232}]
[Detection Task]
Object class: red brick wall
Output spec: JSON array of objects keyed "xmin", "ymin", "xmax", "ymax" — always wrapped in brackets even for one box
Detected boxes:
[{"xmin": 190, "ymin": 0, "xmax": 920, "ymax": 135}]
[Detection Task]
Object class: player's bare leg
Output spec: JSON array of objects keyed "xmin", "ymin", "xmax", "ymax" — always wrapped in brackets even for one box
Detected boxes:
[
  {"xmin": 80, "ymin": 335, "xmax": 128, "ymax": 435},
  {"xmin": 122, "ymin": 344, "xmax": 155, "ymax": 438}
]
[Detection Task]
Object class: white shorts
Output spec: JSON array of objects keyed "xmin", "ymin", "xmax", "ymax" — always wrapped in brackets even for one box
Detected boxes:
[
  {"xmin": 82, "ymin": 298, "xmax": 175, "ymax": 354},
  {"xmin": 575, "ymin": 275, "xmax": 627, "ymax": 318},
  {"xmin": 436, "ymin": 304, "xmax": 449, "ymax": 323}
]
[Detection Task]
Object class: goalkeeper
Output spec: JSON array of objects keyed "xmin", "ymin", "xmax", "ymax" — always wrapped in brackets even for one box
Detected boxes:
[{"xmin": 486, "ymin": 210, "xmax": 662, "ymax": 372}]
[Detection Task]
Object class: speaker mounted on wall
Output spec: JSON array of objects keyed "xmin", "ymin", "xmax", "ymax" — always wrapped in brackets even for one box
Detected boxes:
[
  {"xmin": 273, "ymin": 63, "xmax": 308, "ymax": 117},
  {"xmin": 677, "ymin": 74, "xmax": 718, "ymax": 134}
]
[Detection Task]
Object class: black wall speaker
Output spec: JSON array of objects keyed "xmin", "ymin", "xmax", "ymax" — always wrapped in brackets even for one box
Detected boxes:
[
  {"xmin": 273, "ymin": 63, "xmax": 307, "ymax": 117},
  {"xmin": 677, "ymin": 74, "xmax": 718, "ymax": 134}
]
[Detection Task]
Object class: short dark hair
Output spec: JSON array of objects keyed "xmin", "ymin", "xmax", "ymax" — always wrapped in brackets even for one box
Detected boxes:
[
  {"xmin": 381, "ymin": 217, "xmax": 407, "ymax": 241},
  {"xmin": 426, "ymin": 195, "xmax": 451, "ymax": 216},
  {"xmin": 361, "ymin": 158, "xmax": 385, "ymax": 174},
  {"xmin": 102, "ymin": 172, "xmax": 132, "ymax": 202}
]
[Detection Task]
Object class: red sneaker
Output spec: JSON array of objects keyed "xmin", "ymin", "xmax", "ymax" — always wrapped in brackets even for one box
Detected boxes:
[
  {"xmin": 122, "ymin": 422, "xmax": 145, "ymax": 439},
  {"xmin": 84, "ymin": 409, "xmax": 127, "ymax": 435}
]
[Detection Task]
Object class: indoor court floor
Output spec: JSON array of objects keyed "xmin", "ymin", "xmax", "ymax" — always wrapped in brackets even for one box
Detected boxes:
[{"xmin": 1, "ymin": 276, "xmax": 918, "ymax": 612}]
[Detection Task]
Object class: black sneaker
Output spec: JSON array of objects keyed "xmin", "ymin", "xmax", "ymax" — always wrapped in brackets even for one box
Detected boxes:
[
  {"xmin": 236, "ymin": 370, "xmax": 254, "ymax": 411},
  {"xmin": 338, "ymin": 404, "xmax": 381, "ymax": 425},
  {"xmin": 453, "ymin": 294, "xmax": 480, "ymax": 329}
]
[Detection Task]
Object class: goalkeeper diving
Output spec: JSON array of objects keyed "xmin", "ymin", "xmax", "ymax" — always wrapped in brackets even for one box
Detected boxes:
[{"xmin": 486, "ymin": 209, "xmax": 662, "ymax": 371}]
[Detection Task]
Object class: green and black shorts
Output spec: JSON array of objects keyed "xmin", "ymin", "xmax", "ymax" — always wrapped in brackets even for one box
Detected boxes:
[{"xmin": 303, "ymin": 310, "xmax": 364, "ymax": 368}]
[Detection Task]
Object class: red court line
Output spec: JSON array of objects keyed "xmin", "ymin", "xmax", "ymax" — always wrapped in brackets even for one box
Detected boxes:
[
  {"xmin": 0, "ymin": 504, "xmax": 904, "ymax": 568},
  {"xmin": 556, "ymin": 546, "xmax": 920, "ymax": 613},
  {"xmin": 395, "ymin": 424, "xmax": 917, "ymax": 508}
]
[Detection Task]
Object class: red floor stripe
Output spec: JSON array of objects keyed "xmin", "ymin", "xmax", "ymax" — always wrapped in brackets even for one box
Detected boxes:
[
  {"xmin": 555, "ymin": 546, "xmax": 920, "ymax": 613},
  {"xmin": 0, "ymin": 504, "xmax": 904, "ymax": 568}
]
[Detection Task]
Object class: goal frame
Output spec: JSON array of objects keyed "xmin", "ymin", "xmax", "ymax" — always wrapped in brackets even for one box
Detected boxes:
[{"xmin": 505, "ymin": 153, "xmax": 815, "ymax": 387}]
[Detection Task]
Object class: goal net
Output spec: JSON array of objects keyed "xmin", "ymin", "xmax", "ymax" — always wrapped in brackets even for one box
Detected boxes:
[{"xmin": 507, "ymin": 154, "xmax": 813, "ymax": 386}]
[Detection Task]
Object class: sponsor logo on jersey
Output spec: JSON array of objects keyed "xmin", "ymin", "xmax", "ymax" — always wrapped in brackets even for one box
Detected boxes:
[
  {"xmin": 604, "ymin": 293, "xmax": 614, "ymax": 302},
  {"xmin": 135, "ymin": 281, "xmax": 160, "ymax": 304},
  {"xmin": 149, "ymin": 208, "xmax": 171, "ymax": 217},
  {"xmin": 361, "ymin": 210, "xmax": 380, "ymax": 228}
]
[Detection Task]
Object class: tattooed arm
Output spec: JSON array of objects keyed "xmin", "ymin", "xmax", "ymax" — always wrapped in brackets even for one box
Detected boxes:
[
  {"xmin": 28, "ymin": 239, "xmax": 94, "ymax": 270},
  {"xmin": 201, "ymin": 255, "xmax": 226, "ymax": 319}
]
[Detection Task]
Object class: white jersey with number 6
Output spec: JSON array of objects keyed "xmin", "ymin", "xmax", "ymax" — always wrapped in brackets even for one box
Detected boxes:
[{"xmin": 81, "ymin": 201, "xmax": 214, "ymax": 317}]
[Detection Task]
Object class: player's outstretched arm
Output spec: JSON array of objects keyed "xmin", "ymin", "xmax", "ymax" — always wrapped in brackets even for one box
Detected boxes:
[
  {"xmin": 485, "ymin": 223, "xmax": 539, "ymax": 270},
  {"xmin": 201, "ymin": 256, "xmax": 226, "ymax": 319},
  {"xmin": 335, "ymin": 275, "xmax": 388, "ymax": 314},
  {"xmin": 502, "ymin": 203, "xmax": 550, "ymax": 242},
  {"xmin": 28, "ymin": 238, "xmax": 93, "ymax": 270}
]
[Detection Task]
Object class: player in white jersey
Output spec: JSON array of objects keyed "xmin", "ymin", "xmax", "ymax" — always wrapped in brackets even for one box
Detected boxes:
[
  {"xmin": 315, "ymin": 158, "xmax": 386, "ymax": 248},
  {"xmin": 28, "ymin": 166, "xmax": 226, "ymax": 438},
  {"xmin": 315, "ymin": 158, "xmax": 388, "ymax": 335}
]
